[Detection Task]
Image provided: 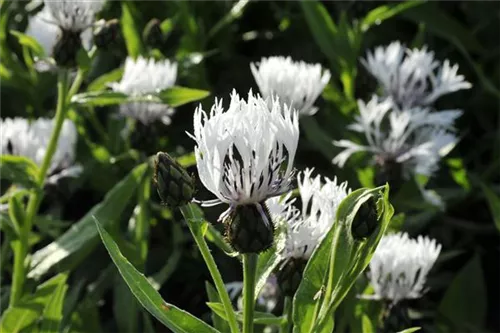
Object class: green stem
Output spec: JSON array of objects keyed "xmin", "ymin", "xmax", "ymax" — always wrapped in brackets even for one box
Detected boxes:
[
  {"xmin": 9, "ymin": 70, "xmax": 69, "ymax": 306},
  {"xmin": 242, "ymin": 253, "xmax": 258, "ymax": 333},
  {"xmin": 180, "ymin": 205, "xmax": 239, "ymax": 333},
  {"xmin": 280, "ymin": 296, "xmax": 293, "ymax": 333}
]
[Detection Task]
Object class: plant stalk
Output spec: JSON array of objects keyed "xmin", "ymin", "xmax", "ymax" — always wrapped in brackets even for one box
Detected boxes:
[
  {"xmin": 242, "ymin": 253, "xmax": 258, "ymax": 333},
  {"xmin": 280, "ymin": 296, "xmax": 293, "ymax": 333},
  {"xmin": 9, "ymin": 70, "xmax": 68, "ymax": 306},
  {"xmin": 181, "ymin": 205, "xmax": 240, "ymax": 333}
]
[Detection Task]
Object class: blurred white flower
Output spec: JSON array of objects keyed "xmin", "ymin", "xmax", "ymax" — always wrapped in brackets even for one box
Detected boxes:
[
  {"xmin": 270, "ymin": 168, "xmax": 349, "ymax": 261},
  {"xmin": 362, "ymin": 41, "xmax": 471, "ymax": 109},
  {"xmin": 1, "ymin": 117, "xmax": 80, "ymax": 179},
  {"xmin": 189, "ymin": 89, "xmax": 299, "ymax": 223},
  {"xmin": 110, "ymin": 56, "xmax": 178, "ymax": 125},
  {"xmin": 368, "ymin": 232, "xmax": 441, "ymax": 304},
  {"xmin": 26, "ymin": 0, "xmax": 104, "ymax": 57},
  {"xmin": 251, "ymin": 56, "xmax": 330, "ymax": 116},
  {"xmin": 226, "ymin": 275, "xmax": 280, "ymax": 312},
  {"xmin": 44, "ymin": 0, "xmax": 105, "ymax": 32},
  {"xmin": 333, "ymin": 96, "xmax": 461, "ymax": 178}
]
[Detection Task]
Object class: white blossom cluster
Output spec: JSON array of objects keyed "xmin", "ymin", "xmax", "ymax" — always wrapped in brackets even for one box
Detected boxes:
[
  {"xmin": 110, "ymin": 56, "xmax": 178, "ymax": 125},
  {"xmin": 1, "ymin": 117, "xmax": 80, "ymax": 182},
  {"xmin": 368, "ymin": 232, "xmax": 441, "ymax": 304}
]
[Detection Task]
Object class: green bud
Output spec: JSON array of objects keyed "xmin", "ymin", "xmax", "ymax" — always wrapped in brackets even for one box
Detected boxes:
[
  {"xmin": 351, "ymin": 197, "xmax": 379, "ymax": 240},
  {"xmin": 94, "ymin": 19, "xmax": 120, "ymax": 49},
  {"xmin": 53, "ymin": 30, "xmax": 82, "ymax": 68},
  {"xmin": 143, "ymin": 18, "xmax": 164, "ymax": 49},
  {"xmin": 224, "ymin": 203, "xmax": 274, "ymax": 254},
  {"xmin": 154, "ymin": 152, "xmax": 196, "ymax": 207},
  {"xmin": 276, "ymin": 258, "xmax": 307, "ymax": 296}
]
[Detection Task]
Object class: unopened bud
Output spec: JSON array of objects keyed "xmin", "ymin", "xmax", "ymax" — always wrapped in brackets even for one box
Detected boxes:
[
  {"xmin": 53, "ymin": 30, "xmax": 82, "ymax": 68},
  {"xmin": 154, "ymin": 152, "xmax": 196, "ymax": 207},
  {"xmin": 94, "ymin": 19, "xmax": 120, "ymax": 49},
  {"xmin": 276, "ymin": 258, "xmax": 307, "ymax": 296},
  {"xmin": 143, "ymin": 18, "xmax": 164, "ymax": 49},
  {"xmin": 224, "ymin": 203, "xmax": 274, "ymax": 254},
  {"xmin": 351, "ymin": 197, "xmax": 379, "ymax": 239}
]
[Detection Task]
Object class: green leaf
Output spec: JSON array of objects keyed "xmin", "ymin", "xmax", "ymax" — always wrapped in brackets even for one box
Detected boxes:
[
  {"xmin": 205, "ymin": 282, "xmax": 231, "ymax": 332},
  {"xmin": 76, "ymin": 48, "xmax": 90, "ymax": 71},
  {"xmin": 87, "ymin": 68, "xmax": 124, "ymax": 92},
  {"xmin": 397, "ymin": 327, "xmax": 421, "ymax": 333},
  {"xmin": 0, "ymin": 155, "xmax": 40, "ymax": 188},
  {"xmin": 70, "ymin": 90, "xmax": 128, "ymax": 107},
  {"xmin": 480, "ymin": 183, "xmax": 500, "ymax": 232},
  {"xmin": 10, "ymin": 30, "xmax": 45, "ymax": 57},
  {"xmin": 207, "ymin": 302, "xmax": 282, "ymax": 326},
  {"xmin": 1, "ymin": 273, "xmax": 67, "ymax": 333},
  {"xmin": 8, "ymin": 193, "xmax": 25, "ymax": 235},
  {"xmin": 361, "ymin": 314, "xmax": 374, "ymax": 333},
  {"xmin": 361, "ymin": 1, "xmax": 424, "ymax": 32},
  {"xmin": 447, "ymin": 158, "xmax": 470, "ymax": 191},
  {"xmin": 95, "ymin": 217, "xmax": 220, "ymax": 333},
  {"xmin": 39, "ymin": 274, "xmax": 68, "ymax": 333},
  {"xmin": 208, "ymin": 0, "xmax": 250, "ymax": 39},
  {"xmin": 121, "ymin": 2, "xmax": 145, "ymax": 58},
  {"xmin": 158, "ymin": 86, "xmax": 210, "ymax": 107},
  {"xmin": 300, "ymin": 1, "xmax": 338, "ymax": 68},
  {"xmin": 301, "ymin": 117, "xmax": 338, "ymax": 161},
  {"xmin": 438, "ymin": 254, "xmax": 486, "ymax": 330},
  {"xmin": 293, "ymin": 185, "xmax": 393, "ymax": 333},
  {"xmin": 28, "ymin": 163, "xmax": 148, "ymax": 279}
]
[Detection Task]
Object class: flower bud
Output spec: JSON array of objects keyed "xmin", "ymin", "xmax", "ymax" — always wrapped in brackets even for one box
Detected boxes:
[
  {"xmin": 94, "ymin": 19, "xmax": 120, "ymax": 49},
  {"xmin": 276, "ymin": 258, "xmax": 307, "ymax": 296},
  {"xmin": 224, "ymin": 203, "xmax": 274, "ymax": 254},
  {"xmin": 53, "ymin": 30, "xmax": 82, "ymax": 68},
  {"xmin": 143, "ymin": 18, "xmax": 164, "ymax": 49},
  {"xmin": 351, "ymin": 197, "xmax": 379, "ymax": 240},
  {"xmin": 154, "ymin": 152, "xmax": 196, "ymax": 207}
]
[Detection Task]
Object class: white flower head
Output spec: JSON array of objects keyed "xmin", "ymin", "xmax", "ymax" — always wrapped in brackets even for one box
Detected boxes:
[
  {"xmin": 333, "ymin": 96, "xmax": 461, "ymax": 178},
  {"xmin": 368, "ymin": 232, "xmax": 441, "ymax": 304},
  {"xmin": 110, "ymin": 56, "xmax": 178, "ymax": 125},
  {"xmin": 26, "ymin": 0, "xmax": 104, "ymax": 58},
  {"xmin": 1, "ymin": 117, "xmax": 79, "ymax": 177},
  {"xmin": 189, "ymin": 89, "xmax": 299, "ymax": 222},
  {"xmin": 362, "ymin": 41, "xmax": 471, "ymax": 109},
  {"xmin": 271, "ymin": 168, "xmax": 350, "ymax": 261},
  {"xmin": 251, "ymin": 56, "xmax": 331, "ymax": 116},
  {"xmin": 44, "ymin": 0, "xmax": 105, "ymax": 32}
]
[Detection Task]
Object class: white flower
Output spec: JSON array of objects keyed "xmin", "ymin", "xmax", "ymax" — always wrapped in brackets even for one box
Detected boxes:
[
  {"xmin": 110, "ymin": 56, "xmax": 178, "ymax": 125},
  {"xmin": 1, "ymin": 117, "xmax": 79, "ymax": 177},
  {"xmin": 333, "ymin": 96, "xmax": 461, "ymax": 178},
  {"xmin": 26, "ymin": 0, "xmax": 104, "ymax": 58},
  {"xmin": 251, "ymin": 56, "xmax": 331, "ymax": 116},
  {"xmin": 44, "ymin": 0, "xmax": 105, "ymax": 32},
  {"xmin": 368, "ymin": 232, "xmax": 441, "ymax": 304},
  {"xmin": 362, "ymin": 41, "xmax": 471, "ymax": 109},
  {"xmin": 271, "ymin": 168, "xmax": 350, "ymax": 261},
  {"xmin": 189, "ymin": 89, "xmax": 299, "ymax": 222}
]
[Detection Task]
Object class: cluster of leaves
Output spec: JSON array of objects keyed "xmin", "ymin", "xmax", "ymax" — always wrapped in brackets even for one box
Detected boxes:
[{"xmin": 0, "ymin": 1, "xmax": 498, "ymax": 333}]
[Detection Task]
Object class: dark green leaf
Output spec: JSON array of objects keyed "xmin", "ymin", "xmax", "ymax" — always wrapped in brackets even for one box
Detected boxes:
[
  {"xmin": 158, "ymin": 86, "xmax": 210, "ymax": 107},
  {"xmin": 362, "ymin": 1, "xmax": 424, "ymax": 32},
  {"xmin": 438, "ymin": 254, "xmax": 486, "ymax": 330},
  {"xmin": 207, "ymin": 302, "xmax": 282, "ymax": 326},
  {"xmin": 95, "ymin": 217, "xmax": 219, "ymax": 333},
  {"xmin": 0, "ymin": 155, "xmax": 40, "ymax": 189},
  {"xmin": 480, "ymin": 183, "xmax": 500, "ymax": 233},
  {"xmin": 39, "ymin": 274, "xmax": 68, "ymax": 333},
  {"xmin": 28, "ymin": 163, "xmax": 148, "ymax": 279}
]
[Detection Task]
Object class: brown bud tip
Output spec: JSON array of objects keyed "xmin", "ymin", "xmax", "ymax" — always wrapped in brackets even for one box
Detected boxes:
[{"xmin": 94, "ymin": 19, "xmax": 120, "ymax": 49}]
